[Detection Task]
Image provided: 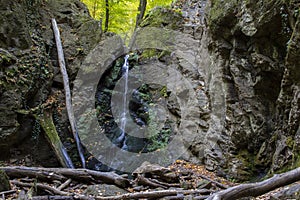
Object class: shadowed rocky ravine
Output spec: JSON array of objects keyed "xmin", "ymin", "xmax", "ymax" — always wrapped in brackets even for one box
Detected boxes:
[{"xmin": 0, "ymin": 0, "xmax": 300, "ymax": 199}]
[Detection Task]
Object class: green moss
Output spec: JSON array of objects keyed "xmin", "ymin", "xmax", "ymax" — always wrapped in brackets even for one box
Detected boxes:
[
  {"xmin": 34, "ymin": 110, "xmax": 72, "ymax": 167},
  {"xmin": 140, "ymin": 6, "xmax": 184, "ymax": 30},
  {"xmin": 236, "ymin": 149, "xmax": 256, "ymax": 179},
  {"xmin": 208, "ymin": 0, "xmax": 239, "ymax": 37},
  {"xmin": 209, "ymin": 0, "xmax": 238, "ymax": 23},
  {"xmin": 286, "ymin": 136, "xmax": 295, "ymax": 148},
  {"xmin": 141, "ymin": 49, "xmax": 159, "ymax": 59}
]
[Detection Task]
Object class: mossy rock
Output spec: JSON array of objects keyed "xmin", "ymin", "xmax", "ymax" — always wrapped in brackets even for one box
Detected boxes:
[
  {"xmin": 208, "ymin": 0, "xmax": 239, "ymax": 37},
  {"xmin": 140, "ymin": 7, "xmax": 184, "ymax": 30},
  {"xmin": 0, "ymin": 170, "xmax": 10, "ymax": 192}
]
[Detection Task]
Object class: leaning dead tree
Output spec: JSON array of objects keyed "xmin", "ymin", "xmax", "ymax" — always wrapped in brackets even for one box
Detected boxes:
[
  {"xmin": 16, "ymin": 94, "xmax": 74, "ymax": 168},
  {"xmin": 51, "ymin": 18, "xmax": 86, "ymax": 168},
  {"xmin": 207, "ymin": 167, "xmax": 300, "ymax": 200}
]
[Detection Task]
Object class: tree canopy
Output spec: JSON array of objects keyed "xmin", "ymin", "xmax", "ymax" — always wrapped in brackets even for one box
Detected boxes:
[{"xmin": 81, "ymin": 0, "xmax": 173, "ymax": 39}]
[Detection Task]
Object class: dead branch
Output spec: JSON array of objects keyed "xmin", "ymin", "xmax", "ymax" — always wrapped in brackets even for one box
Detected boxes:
[
  {"xmin": 0, "ymin": 166, "xmax": 67, "ymax": 182},
  {"xmin": 148, "ymin": 177, "xmax": 181, "ymax": 188},
  {"xmin": 206, "ymin": 167, "xmax": 300, "ymax": 200},
  {"xmin": 198, "ymin": 174, "xmax": 229, "ymax": 189},
  {"xmin": 136, "ymin": 175, "xmax": 168, "ymax": 189},
  {"xmin": 58, "ymin": 179, "xmax": 72, "ymax": 191},
  {"xmin": 0, "ymin": 166, "xmax": 130, "ymax": 188},
  {"xmin": 31, "ymin": 195, "xmax": 93, "ymax": 200},
  {"xmin": 11, "ymin": 180, "xmax": 70, "ymax": 196},
  {"xmin": 0, "ymin": 190, "xmax": 16, "ymax": 196},
  {"xmin": 95, "ymin": 189, "xmax": 212, "ymax": 200},
  {"xmin": 51, "ymin": 18, "xmax": 85, "ymax": 168}
]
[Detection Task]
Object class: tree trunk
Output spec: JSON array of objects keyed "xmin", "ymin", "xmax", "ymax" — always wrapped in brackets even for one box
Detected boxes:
[
  {"xmin": 207, "ymin": 167, "xmax": 300, "ymax": 200},
  {"xmin": 92, "ymin": 0, "xmax": 98, "ymax": 18},
  {"xmin": 104, "ymin": 0, "xmax": 109, "ymax": 32},
  {"xmin": 51, "ymin": 18, "xmax": 86, "ymax": 168},
  {"xmin": 35, "ymin": 109, "xmax": 74, "ymax": 168},
  {"xmin": 135, "ymin": 0, "xmax": 147, "ymax": 28}
]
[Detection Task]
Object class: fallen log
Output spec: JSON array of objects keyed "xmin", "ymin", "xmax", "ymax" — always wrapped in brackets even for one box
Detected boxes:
[
  {"xmin": 198, "ymin": 174, "xmax": 229, "ymax": 189},
  {"xmin": 31, "ymin": 196, "xmax": 92, "ymax": 200},
  {"xmin": 206, "ymin": 167, "xmax": 300, "ymax": 200},
  {"xmin": 0, "ymin": 166, "xmax": 130, "ymax": 188},
  {"xmin": 95, "ymin": 189, "xmax": 212, "ymax": 200},
  {"xmin": 11, "ymin": 180, "xmax": 70, "ymax": 196},
  {"xmin": 0, "ymin": 166, "xmax": 67, "ymax": 182}
]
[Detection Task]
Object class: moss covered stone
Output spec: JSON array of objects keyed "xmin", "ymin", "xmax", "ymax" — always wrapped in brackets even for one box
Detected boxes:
[
  {"xmin": 140, "ymin": 6, "xmax": 184, "ymax": 30},
  {"xmin": 0, "ymin": 170, "xmax": 10, "ymax": 192}
]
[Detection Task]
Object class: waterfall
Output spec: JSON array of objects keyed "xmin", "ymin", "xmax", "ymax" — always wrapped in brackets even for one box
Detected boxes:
[{"xmin": 118, "ymin": 55, "xmax": 129, "ymax": 150}]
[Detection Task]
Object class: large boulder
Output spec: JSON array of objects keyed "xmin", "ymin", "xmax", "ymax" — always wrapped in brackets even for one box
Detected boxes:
[{"xmin": 0, "ymin": 0, "xmax": 101, "ymax": 164}]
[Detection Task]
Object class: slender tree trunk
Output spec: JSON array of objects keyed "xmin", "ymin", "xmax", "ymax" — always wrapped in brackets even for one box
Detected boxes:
[
  {"xmin": 104, "ymin": 0, "xmax": 109, "ymax": 32},
  {"xmin": 135, "ymin": 0, "xmax": 147, "ymax": 28},
  {"xmin": 51, "ymin": 18, "xmax": 86, "ymax": 168},
  {"xmin": 92, "ymin": 0, "xmax": 98, "ymax": 18}
]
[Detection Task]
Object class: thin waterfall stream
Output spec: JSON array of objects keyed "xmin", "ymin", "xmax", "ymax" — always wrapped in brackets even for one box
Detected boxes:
[{"xmin": 119, "ymin": 55, "xmax": 129, "ymax": 150}]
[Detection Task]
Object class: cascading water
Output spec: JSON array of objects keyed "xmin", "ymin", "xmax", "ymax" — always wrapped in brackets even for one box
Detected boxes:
[{"xmin": 117, "ymin": 55, "xmax": 129, "ymax": 150}]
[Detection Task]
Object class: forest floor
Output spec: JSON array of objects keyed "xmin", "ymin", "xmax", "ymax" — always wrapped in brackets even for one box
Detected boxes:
[{"xmin": 1, "ymin": 159, "xmax": 298, "ymax": 200}]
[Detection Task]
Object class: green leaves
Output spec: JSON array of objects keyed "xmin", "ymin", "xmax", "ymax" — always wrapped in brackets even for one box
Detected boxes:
[{"xmin": 81, "ymin": 0, "xmax": 173, "ymax": 37}]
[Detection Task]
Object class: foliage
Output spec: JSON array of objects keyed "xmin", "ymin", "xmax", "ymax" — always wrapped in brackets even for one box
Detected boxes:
[{"xmin": 80, "ymin": 0, "xmax": 173, "ymax": 38}]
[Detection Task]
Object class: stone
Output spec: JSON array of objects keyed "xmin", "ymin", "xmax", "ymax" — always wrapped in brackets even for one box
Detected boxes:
[
  {"xmin": 85, "ymin": 184, "xmax": 127, "ymax": 197},
  {"xmin": 0, "ymin": 170, "xmax": 10, "ymax": 192}
]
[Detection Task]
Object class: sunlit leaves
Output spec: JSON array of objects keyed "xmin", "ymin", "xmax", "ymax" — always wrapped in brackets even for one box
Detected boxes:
[{"xmin": 80, "ymin": 0, "xmax": 173, "ymax": 38}]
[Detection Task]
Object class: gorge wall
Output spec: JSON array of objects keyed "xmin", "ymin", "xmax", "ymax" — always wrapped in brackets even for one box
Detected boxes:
[
  {"xmin": 0, "ymin": 0, "xmax": 299, "ymax": 182},
  {"xmin": 0, "ymin": 0, "xmax": 102, "ymax": 165}
]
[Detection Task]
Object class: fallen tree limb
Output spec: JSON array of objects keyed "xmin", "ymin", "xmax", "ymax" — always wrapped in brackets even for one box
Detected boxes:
[
  {"xmin": 136, "ymin": 175, "xmax": 168, "ymax": 189},
  {"xmin": 11, "ymin": 180, "xmax": 70, "ymax": 196},
  {"xmin": 0, "ymin": 190, "xmax": 16, "ymax": 196},
  {"xmin": 95, "ymin": 189, "xmax": 212, "ymax": 200},
  {"xmin": 58, "ymin": 179, "xmax": 72, "ymax": 191},
  {"xmin": 0, "ymin": 166, "xmax": 130, "ymax": 188},
  {"xmin": 0, "ymin": 166, "xmax": 67, "ymax": 182},
  {"xmin": 52, "ymin": 18, "xmax": 86, "ymax": 168},
  {"xmin": 31, "ymin": 195, "xmax": 92, "ymax": 200},
  {"xmin": 148, "ymin": 177, "xmax": 181, "ymax": 188},
  {"xmin": 198, "ymin": 174, "xmax": 229, "ymax": 189},
  {"xmin": 206, "ymin": 167, "xmax": 300, "ymax": 200}
]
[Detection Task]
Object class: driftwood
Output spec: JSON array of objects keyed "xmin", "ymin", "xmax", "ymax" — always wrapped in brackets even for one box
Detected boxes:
[
  {"xmin": 3, "ymin": 164, "xmax": 300, "ymax": 199},
  {"xmin": 51, "ymin": 18, "xmax": 86, "ymax": 168},
  {"xmin": 95, "ymin": 189, "xmax": 211, "ymax": 200},
  {"xmin": 11, "ymin": 180, "xmax": 70, "ymax": 196},
  {"xmin": 206, "ymin": 167, "xmax": 300, "ymax": 200},
  {"xmin": 0, "ymin": 166, "xmax": 130, "ymax": 188}
]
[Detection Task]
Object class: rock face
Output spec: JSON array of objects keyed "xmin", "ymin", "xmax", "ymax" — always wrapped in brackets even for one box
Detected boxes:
[
  {"xmin": 0, "ymin": 0, "xmax": 101, "ymax": 164},
  {"xmin": 0, "ymin": 0, "xmax": 299, "ymax": 183},
  {"xmin": 196, "ymin": 0, "xmax": 300, "ymax": 180},
  {"xmin": 139, "ymin": 0, "xmax": 300, "ymax": 180}
]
